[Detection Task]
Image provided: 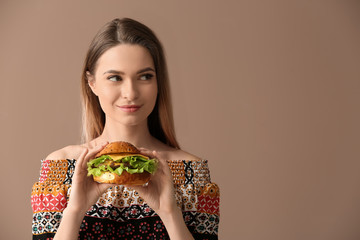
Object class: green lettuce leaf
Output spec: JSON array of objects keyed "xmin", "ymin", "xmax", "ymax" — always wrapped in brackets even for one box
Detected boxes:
[
  {"xmin": 113, "ymin": 167, "xmax": 124, "ymax": 176},
  {"xmin": 87, "ymin": 155, "xmax": 112, "ymax": 167},
  {"xmin": 87, "ymin": 154, "xmax": 157, "ymax": 177}
]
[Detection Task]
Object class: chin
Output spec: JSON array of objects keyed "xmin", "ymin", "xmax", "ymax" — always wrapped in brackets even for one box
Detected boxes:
[{"xmin": 109, "ymin": 114, "xmax": 149, "ymax": 127}]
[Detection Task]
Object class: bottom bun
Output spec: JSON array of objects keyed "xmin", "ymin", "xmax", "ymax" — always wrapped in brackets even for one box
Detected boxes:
[{"xmin": 93, "ymin": 171, "xmax": 151, "ymax": 185}]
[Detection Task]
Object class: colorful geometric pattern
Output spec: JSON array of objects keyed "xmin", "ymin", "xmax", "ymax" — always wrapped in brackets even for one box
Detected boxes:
[
  {"xmin": 196, "ymin": 212, "xmax": 220, "ymax": 235},
  {"xmin": 96, "ymin": 185, "xmax": 148, "ymax": 207},
  {"xmin": 86, "ymin": 203, "xmax": 157, "ymax": 221},
  {"xmin": 31, "ymin": 159, "xmax": 220, "ymax": 239},
  {"xmin": 32, "ymin": 212, "xmax": 63, "ymax": 234},
  {"xmin": 175, "ymin": 184, "xmax": 198, "ymax": 211},
  {"xmin": 78, "ymin": 216, "xmax": 171, "ymax": 239}
]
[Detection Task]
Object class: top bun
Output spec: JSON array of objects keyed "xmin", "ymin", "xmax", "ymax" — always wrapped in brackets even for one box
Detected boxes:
[{"xmin": 95, "ymin": 141, "xmax": 140, "ymax": 158}]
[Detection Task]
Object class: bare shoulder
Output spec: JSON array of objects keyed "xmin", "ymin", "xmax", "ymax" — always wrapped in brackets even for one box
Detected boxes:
[
  {"xmin": 45, "ymin": 144, "xmax": 87, "ymax": 160},
  {"xmin": 164, "ymin": 148, "xmax": 202, "ymax": 161},
  {"xmin": 150, "ymin": 139, "xmax": 202, "ymax": 161}
]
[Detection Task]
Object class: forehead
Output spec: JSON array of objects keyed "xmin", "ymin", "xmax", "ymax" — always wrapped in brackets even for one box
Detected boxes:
[{"xmin": 95, "ymin": 44, "xmax": 154, "ymax": 74}]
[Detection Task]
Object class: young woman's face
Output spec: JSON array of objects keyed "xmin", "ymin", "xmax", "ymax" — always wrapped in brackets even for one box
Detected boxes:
[{"xmin": 88, "ymin": 44, "xmax": 158, "ymax": 127}]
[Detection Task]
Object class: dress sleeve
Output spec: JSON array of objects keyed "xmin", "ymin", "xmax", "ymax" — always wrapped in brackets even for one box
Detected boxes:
[
  {"xmin": 31, "ymin": 159, "xmax": 76, "ymax": 239},
  {"xmin": 169, "ymin": 160, "xmax": 220, "ymax": 240}
]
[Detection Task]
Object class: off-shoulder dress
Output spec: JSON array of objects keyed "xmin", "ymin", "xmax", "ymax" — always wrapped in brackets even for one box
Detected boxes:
[{"xmin": 31, "ymin": 159, "xmax": 220, "ymax": 239}]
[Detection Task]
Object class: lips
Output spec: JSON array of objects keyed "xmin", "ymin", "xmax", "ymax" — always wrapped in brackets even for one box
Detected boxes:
[{"xmin": 117, "ymin": 105, "xmax": 142, "ymax": 113}]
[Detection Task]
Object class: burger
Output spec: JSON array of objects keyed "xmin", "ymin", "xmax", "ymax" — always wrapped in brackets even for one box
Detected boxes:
[{"xmin": 87, "ymin": 141, "xmax": 157, "ymax": 185}]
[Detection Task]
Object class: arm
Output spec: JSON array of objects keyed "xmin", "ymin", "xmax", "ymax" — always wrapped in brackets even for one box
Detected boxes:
[
  {"xmin": 54, "ymin": 142, "xmax": 112, "ymax": 240},
  {"xmin": 129, "ymin": 150, "xmax": 194, "ymax": 240},
  {"xmin": 158, "ymin": 208, "xmax": 194, "ymax": 240},
  {"xmin": 53, "ymin": 207, "xmax": 85, "ymax": 240},
  {"xmin": 53, "ymin": 147, "xmax": 194, "ymax": 240}
]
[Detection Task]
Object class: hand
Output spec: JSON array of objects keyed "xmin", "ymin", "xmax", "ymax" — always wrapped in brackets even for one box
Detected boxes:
[
  {"xmin": 127, "ymin": 150, "xmax": 178, "ymax": 217},
  {"xmin": 67, "ymin": 142, "xmax": 114, "ymax": 214}
]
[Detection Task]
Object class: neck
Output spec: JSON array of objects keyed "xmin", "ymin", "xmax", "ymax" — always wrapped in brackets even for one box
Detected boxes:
[{"xmin": 96, "ymin": 119, "xmax": 157, "ymax": 149}]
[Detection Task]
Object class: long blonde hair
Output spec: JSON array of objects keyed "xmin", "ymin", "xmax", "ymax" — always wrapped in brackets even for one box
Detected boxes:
[{"xmin": 80, "ymin": 18, "xmax": 179, "ymax": 149}]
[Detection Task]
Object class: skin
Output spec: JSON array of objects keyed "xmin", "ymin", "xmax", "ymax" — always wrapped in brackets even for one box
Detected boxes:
[{"xmin": 49, "ymin": 44, "xmax": 199, "ymax": 240}]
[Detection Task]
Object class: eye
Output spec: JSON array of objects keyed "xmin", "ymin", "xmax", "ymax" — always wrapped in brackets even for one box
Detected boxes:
[
  {"xmin": 107, "ymin": 75, "xmax": 122, "ymax": 82},
  {"xmin": 139, "ymin": 73, "xmax": 154, "ymax": 81}
]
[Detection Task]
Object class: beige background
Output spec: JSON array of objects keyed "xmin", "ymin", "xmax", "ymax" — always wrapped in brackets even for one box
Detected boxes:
[{"xmin": 0, "ymin": 0, "xmax": 359, "ymax": 239}]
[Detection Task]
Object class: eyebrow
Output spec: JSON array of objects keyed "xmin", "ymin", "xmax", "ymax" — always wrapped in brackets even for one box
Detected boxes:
[{"xmin": 103, "ymin": 67, "xmax": 155, "ymax": 75}]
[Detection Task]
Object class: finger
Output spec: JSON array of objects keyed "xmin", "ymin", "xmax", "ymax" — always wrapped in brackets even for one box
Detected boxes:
[
  {"xmin": 76, "ymin": 142, "xmax": 108, "ymax": 173},
  {"xmin": 76, "ymin": 148, "xmax": 89, "ymax": 170},
  {"xmin": 125, "ymin": 184, "xmax": 147, "ymax": 197},
  {"xmin": 84, "ymin": 141, "xmax": 109, "ymax": 162},
  {"xmin": 151, "ymin": 150, "xmax": 167, "ymax": 163},
  {"xmin": 97, "ymin": 183, "xmax": 116, "ymax": 193},
  {"xmin": 72, "ymin": 148, "xmax": 89, "ymax": 181},
  {"xmin": 138, "ymin": 147, "xmax": 149, "ymax": 151},
  {"xmin": 139, "ymin": 148, "xmax": 155, "ymax": 158},
  {"xmin": 154, "ymin": 153, "xmax": 172, "ymax": 178},
  {"xmin": 151, "ymin": 151, "xmax": 164, "ymax": 166}
]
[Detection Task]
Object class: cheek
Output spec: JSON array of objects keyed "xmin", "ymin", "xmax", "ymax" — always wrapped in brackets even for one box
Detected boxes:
[
  {"xmin": 146, "ymin": 84, "xmax": 158, "ymax": 105},
  {"xmin": 139, "ymin": 84, "xmax": 157, "ymax": 114},
  {"xmin": 97, "ymin": 86, "xmax": 119, "ymax": 105}
]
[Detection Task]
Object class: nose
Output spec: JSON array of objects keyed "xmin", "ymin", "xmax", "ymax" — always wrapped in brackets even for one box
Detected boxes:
[{"xmin": 121, "ymin": 78, "xmax": 139, "ymax": 101}]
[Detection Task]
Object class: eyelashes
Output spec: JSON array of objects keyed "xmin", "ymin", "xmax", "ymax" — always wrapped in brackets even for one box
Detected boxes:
[
  {"xmin": 107, "ymin": 75, "xmax": 122, "ymax": 82},
  {"xmin": 139, "ymin": 73, "xmax": 154, "ymax": 81},
  {"xmin": 107, "ymin": 73, "xmax": 154, "ymax": 82}
]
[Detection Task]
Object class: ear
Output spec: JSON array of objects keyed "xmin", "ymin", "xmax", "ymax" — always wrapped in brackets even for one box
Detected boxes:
[{"xmin": 86, "ymin": 71, "xmax": 98, "ymax": 96}]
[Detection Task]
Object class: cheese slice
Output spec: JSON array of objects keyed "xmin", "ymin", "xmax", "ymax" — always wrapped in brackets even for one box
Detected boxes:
[{"xmin": 107, "ymin": 153, "xmax": 149, "ymax": 161}]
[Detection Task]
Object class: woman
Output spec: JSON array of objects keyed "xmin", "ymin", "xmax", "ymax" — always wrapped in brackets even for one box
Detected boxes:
[{"xmin": 31, "ymin": 18, "xmax": 220, "ymax": 239}]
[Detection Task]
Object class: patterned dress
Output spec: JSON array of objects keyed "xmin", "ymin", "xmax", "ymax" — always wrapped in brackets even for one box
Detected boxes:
[{"xmin": 31, "ymin": 159, "xmax": 220, "ymax": 239}]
